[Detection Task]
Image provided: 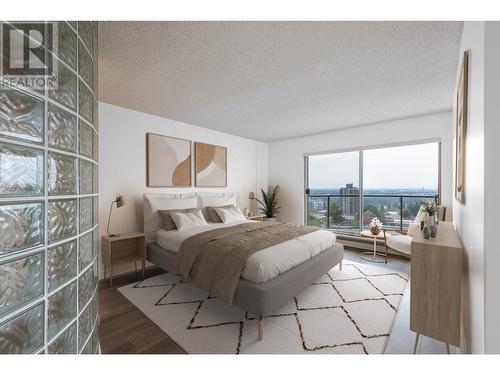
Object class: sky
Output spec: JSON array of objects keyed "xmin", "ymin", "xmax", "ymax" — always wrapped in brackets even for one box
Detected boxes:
[{"xmin": 308, "ymin": 142, "xmax": 439, "ymax": 189}]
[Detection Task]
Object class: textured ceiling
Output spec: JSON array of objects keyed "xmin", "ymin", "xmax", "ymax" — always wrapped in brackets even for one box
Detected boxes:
[{"xmin": 98, "ymin": 21, "xmax": 463, "ymax": 142}]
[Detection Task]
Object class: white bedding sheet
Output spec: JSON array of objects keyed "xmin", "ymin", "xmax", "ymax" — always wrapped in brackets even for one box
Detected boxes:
[{"xmin": 156, "ymin": 220, "xmax": 337, "ymax": 283}]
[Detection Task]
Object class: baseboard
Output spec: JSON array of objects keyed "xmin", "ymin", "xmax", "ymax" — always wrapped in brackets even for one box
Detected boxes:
[{"xmin": 338, "ymin": 237, "xmax": 410, "ymax": 259}]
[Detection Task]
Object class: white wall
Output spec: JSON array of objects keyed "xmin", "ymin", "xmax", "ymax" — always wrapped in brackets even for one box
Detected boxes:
[
  {"xmin": 268, "ymin": 112, "xmax": 453, "ymax": 225},
  {"xmin": 452, "ymin": 21, "xmax": 485, "ymax": 354},
  {"xmin": 98, "ymin": 103, "xmax": 268, "ymax": 277},
  {"xmin": 483, "ymin": 22, "xmax": 500, "ymax": 354}
]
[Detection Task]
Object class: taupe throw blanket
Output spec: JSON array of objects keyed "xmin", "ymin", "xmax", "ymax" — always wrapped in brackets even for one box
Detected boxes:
[{"xmin": 176, "ymin": 222, "xmax": 319, "ymax": 304}]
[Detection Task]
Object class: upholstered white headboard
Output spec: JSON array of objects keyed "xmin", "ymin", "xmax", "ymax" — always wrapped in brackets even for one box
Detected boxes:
[
  {"xmin": 143, "ymin": 192, "xmax": 236, "ymax": 243},
  {"xmin": 143, "ymin": 193, "xmax": 196, "ymax": 243}
]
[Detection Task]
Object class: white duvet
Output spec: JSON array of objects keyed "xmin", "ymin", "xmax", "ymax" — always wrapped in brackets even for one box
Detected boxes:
[{"xmin": 156, "ymin": 220, "xmax": 338, "ymax": 284}]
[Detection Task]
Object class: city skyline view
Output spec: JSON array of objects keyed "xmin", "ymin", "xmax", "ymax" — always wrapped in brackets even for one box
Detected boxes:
[
  {"xmin": 308, "ymin": 142, "xmax": 439, "ymax": 190},
  {"xmin": 309, "ymin": 187, "xmax": 439, "ymax": 193},
  {"xmin": 307, "ymin": 143, "xmax": 439, "ymax": 233}
]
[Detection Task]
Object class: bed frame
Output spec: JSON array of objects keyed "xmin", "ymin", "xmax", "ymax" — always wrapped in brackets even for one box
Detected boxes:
[{"xmin": 147, "ymin": 242, "xmax": 344, "ymax": 340}]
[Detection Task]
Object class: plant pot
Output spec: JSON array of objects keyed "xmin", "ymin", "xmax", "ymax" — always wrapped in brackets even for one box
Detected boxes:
[
  {"xmin": 263, "ymin": 217, "xmax": 277, "ymax": 222},
  {"xmin": 428, "ymin": 215, "xmax": 436, "ymax": 227},
  {"xmin": 370, "ymin": 227, "xmax": 381, "ymax": 235}
]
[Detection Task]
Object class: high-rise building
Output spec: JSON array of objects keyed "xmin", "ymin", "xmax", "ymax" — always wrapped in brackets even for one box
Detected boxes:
[{"xmin": 340, "ymin": 183, "xmax": 359, "ymax": 215}]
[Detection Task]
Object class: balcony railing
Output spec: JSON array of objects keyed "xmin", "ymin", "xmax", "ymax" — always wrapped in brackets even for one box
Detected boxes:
[{"xmin": 306, "ymin": 193, "xmax": 438, "ymax": 234}]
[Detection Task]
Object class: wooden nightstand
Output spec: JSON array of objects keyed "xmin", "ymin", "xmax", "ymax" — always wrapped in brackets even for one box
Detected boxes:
[
  {"xmin": 102, "ymin": 232, "xmax": 146, "ymax": 286},
  {"xmin": 246, "ymin": 214, "xmax": 265, "ymax": 221}
]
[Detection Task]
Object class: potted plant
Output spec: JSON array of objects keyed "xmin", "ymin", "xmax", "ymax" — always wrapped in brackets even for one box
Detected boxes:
[
  {"xmin": 256, "ymin": 185, "xmax": 281, "ymax": 221},
  {"xmin": 370, "ymin": 217, "xmax": 382, "ymax": 235},
  {"xmin": 421, "ymin": 201, "xmax": 438, "ymax": 223},
  {"xmin": 421, "ymin": 201, "xmax": 439, "ymax": 237}
]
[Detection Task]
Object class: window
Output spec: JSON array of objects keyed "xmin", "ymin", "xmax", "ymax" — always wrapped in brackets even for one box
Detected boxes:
[
  {"xmin": 307, "ymin": 152, "xmax": 360, "ymax": 234},
  {"xmin": 306, "ymin": 142, "xmax": 439, "ymax": 234}
]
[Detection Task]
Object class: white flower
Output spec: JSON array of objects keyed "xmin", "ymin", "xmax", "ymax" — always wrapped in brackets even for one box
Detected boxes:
[{"xmin": 370, "ymin": 217, "xmax": 381, "ymax": 229}]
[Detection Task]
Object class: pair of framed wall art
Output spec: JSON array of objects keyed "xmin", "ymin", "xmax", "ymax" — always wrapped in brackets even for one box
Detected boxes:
[{"xmin": 146, "ymin": 133, "xmax": 227, "ymax": 187}]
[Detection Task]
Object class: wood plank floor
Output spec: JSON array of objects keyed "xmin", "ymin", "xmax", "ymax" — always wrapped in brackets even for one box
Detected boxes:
[
  {"xmin": 98, "ymin": 247, "xmax": 409, "ymax": 354},
  {"xmin": 98, "ymin": 268, "xmax": 186, "ymax": 354}
]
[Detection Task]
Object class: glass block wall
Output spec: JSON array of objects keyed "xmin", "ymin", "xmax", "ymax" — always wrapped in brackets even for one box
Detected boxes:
[{"xmin": 0, "ymin": 21, "xmax": 99, "ymax": 354}]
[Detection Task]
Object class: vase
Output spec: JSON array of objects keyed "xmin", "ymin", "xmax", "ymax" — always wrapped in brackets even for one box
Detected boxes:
[
  {"xmin": 428, "ymin": 215, "xmax": 436, "ymax": 227},
  {"xmin": 423, "ymin": 226, "xmax": 430, "ymax": 239},
  {"xmin": 430, "ymin": 224, "xmax": 437, "ymax": 238},
  {"xmin": 370, "ymin": 227, "xmax": 380, "ymax": 235}
]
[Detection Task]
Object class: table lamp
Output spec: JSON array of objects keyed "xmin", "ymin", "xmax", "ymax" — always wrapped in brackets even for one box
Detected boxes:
[
  {"xmin": 248, "ymin": 191, "xmax": 255, "ymax": 216},
  {"xmin": 107, "ymin": 194, "xmax": 126, "ymax": 237}
]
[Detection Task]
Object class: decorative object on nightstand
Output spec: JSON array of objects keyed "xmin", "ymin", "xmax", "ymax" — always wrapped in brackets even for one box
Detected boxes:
[
  {"xmin": 248, "ymin": 191, "xmax": 256, "ymax": 215},
  {"xmin": 256, "ymin": 185, "xmax": 280, "ymax": 221},
  {"xmin": 102, "ymin": 232, "xmax": 146, "ymax": 286},
  {"xmin": 107, "ymin": 194, "xmax": 126, "ymax": 237}
]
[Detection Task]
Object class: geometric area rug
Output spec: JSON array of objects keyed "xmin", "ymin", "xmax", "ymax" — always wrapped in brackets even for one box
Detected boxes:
[{"xmin": 118, "ymin": 262, "xmax": 408, "ymax": 354}]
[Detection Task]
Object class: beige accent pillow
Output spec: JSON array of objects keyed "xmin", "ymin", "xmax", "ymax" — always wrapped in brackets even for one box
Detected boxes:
[
  {"xmin": 159, "ymin": 208, "xmax": 199, "ymax": 230},
  {"xmin": 205, "ymin": 204, "xmax": 234, "ymax": 223}
]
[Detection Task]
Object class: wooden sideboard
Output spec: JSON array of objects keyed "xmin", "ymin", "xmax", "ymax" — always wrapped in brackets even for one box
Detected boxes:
[{"xmin": 410, "ymin": 221, "xmax": 463, "ymax": 350}]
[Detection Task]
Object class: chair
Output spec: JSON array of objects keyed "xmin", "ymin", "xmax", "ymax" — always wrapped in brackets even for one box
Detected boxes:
[{"xmin": 383, "ymin": 205, "xmax": 446, "ymax": 264}]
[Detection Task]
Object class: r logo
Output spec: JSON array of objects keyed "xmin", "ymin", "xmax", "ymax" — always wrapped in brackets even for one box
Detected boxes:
[{"xmin": 2, "ymin": 22, "xmax": 53, "ymax": 76}]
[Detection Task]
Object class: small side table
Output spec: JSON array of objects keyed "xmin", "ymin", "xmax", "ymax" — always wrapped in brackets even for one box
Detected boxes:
[
  {"xmin": 102, "ymin": 232, "xmax": 146, "ymax": 286},
  {"xmin": 360, "ymin": 230, "xmax": 389, "ymax": 263},
  {"xmin": 246, "ymin": 214, "xmax": 265, "ymax": 221}
]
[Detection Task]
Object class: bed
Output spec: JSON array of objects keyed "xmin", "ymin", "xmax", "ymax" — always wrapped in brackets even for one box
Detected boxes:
[{"xmin": 144, "ymin": 192, "xmax": 344, "ymax": 340}]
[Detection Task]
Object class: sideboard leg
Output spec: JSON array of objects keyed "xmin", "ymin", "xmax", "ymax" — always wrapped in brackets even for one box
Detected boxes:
[
  {"xmin": 413, "ymin": 333, "xmax": 420, "ymax": 354},
  {"xmin": 258, "ymin": 315, "xmax": 264, "ymax": 341}
]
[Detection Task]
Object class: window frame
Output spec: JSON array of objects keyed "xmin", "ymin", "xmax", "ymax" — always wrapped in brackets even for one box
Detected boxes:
[{"xmin": 304, "ymin": 139, "xmax": 442, "ymax": 234}]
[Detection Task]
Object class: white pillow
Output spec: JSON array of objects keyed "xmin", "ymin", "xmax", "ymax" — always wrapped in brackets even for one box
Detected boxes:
[
  {"xmin": 170, "ymin": 209, "xmax": 209, "ymax": 231},
  {"xmin": 215, "ymin": 206, "xmax": 246, "ymax": 224}
]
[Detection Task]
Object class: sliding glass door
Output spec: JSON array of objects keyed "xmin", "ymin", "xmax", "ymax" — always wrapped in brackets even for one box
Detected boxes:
[
  {"xmin": 306, "ymin": 151, "xmax": 360, "ymax": 234},
  {"xmin": 305, "ymin": 142, "xmax": 440, "ymax": 235}
]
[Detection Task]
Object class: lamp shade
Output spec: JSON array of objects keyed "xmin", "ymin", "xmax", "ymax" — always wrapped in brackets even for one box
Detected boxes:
[
  {"xmin": 248, "ymin": 192, "xmax": 255, "ymax": 199},
  {"xmin": 115, "ymin": 194, "xmax": 126, "ymax": 208}
]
